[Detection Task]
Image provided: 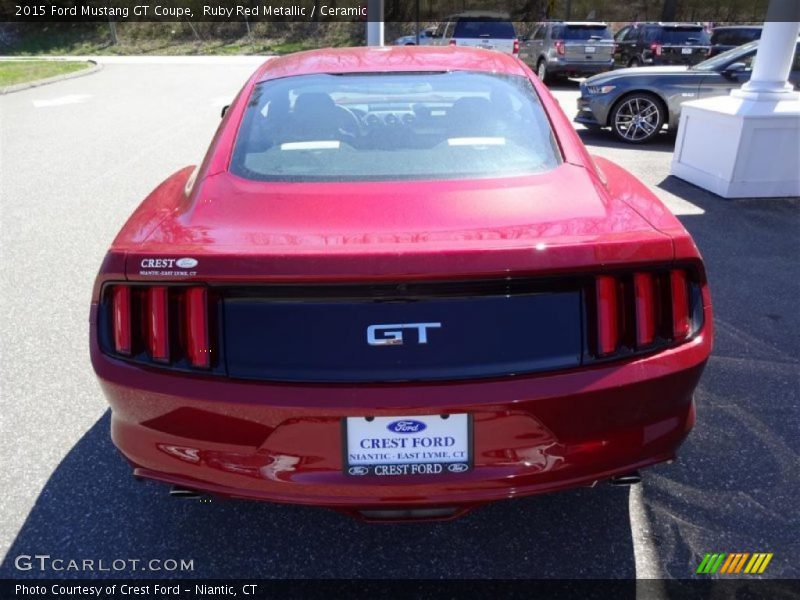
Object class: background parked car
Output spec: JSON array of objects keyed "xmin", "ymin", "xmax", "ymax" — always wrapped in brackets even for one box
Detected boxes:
[
  {"xmin": 613, "ymin": 22, "xmax": 711, "ymax": 68},
  {"xmin": 576, "ymin": 38, "xmax": 800, "ymax": 143},
  {"xmin": 393, "ymin": 26, "xmax": 438, "ymax": 46},
  {"xmin": 708, "ymin": 25, "xmax": 762, "ymax": 57},
  {"xmin": 520, "ymin": 21, "xmax": 614, "ymax": 83},
  {"xmin": 430, "ymin": 11, "xmax": 518, "ymax": 56}
]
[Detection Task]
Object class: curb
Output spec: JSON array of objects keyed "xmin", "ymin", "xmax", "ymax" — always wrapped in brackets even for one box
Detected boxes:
[{"xmin": 0, "ymin": 60, "xmax": 102, "ymax": 95}]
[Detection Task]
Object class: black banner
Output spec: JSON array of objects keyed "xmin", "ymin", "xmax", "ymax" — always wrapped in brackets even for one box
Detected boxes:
[
  {"xmin": 4, "ymin": 579, "xmax": 800, "ymax": 600},
  {"xmin": 0, "ymin": 0, "xmax": 780, "ymax": 23}
]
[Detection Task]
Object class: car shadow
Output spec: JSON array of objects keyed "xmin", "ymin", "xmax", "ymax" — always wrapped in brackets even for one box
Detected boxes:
[
  {"xmin": 1, "ymin": 410, "xmax": 637, "ymax": 579},
  {"xmin": 577, "ymin": 127, "xmax": 677, "ymax": 152},
  {"xmin": 546, "ymin": 78, "xmax": 582, "ymax": 91},
  {"xmin": 637, "ymin": 177, "xmax": 800, "ymax": 580}
]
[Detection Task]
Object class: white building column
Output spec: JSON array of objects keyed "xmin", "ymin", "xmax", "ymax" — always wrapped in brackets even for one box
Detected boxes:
[
  {"xmin": 734, "ymin": 20, "xmax": 800, "ymax": 100},
  {"xmin": 670, "ymin": 1, "xmax": 800, "ymax": 198}
]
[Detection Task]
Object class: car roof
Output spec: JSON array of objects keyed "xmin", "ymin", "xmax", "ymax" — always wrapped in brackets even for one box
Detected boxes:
[
  {"xmin": 712, "ymin": 25, "xmax": 762, "ymax": 30},
  {"xmin": 555, "ymin": 21, "xmax": 609, "ymax": 26},
  {"xmin": 447, "ymin": 11, "xmax": 511, "ymax": 19},
  {"xmin": 637, "ymin": 22, "xmax": 705, "ymax": 27},
  {"xmin": 256, "ymin": 46, "xmax": 528, "ymax": 82}
]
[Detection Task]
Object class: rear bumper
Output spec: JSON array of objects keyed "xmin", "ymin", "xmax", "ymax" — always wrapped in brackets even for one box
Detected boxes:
[
  {"xmin": 548, "ymin": 59, "xmax": 614, "ymax": 76},
  {"xmin": 92, "ymin": 305, "xmax": 712, "ymax": 513}
]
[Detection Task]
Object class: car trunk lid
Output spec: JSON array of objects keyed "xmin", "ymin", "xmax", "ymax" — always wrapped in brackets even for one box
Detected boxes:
[
  {"xmin": 562, "ymin": 25, "xmax": 614, "ymax": 62},
  {"xmin": 126, "ymin": 164, "xmax": 673, "ymax": 282},
  {"xmin": 655, "ymin": 27, "xmax": 710, "ymax": 64}
]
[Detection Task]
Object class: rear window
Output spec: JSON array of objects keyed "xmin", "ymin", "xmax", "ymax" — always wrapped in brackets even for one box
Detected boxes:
[
  {"xmin": 231, "ymin": 71, "xmax": 561, "ymax": 183},
  {"xmin": 453, "ymin": 18, "xmax": 516, "ymax": 39},
  {"xmin": 554, "ymin": 25, "xmax": 612, "ymax": 40},
  {"xmin": 659, "ymin": 27, "xmax": 710, "ymax": 44},
  {"xmin": 711, "ymin": 28, "xmax": 761, "ymax": 45}
]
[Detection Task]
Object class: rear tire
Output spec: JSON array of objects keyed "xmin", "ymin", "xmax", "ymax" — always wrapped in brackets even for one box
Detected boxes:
[
  {"xmin": 537, "ymin": 59, "xmax": 550, "ymax": 84},
  {"xmin": 610, "ymin": 93, "xmax": 665, "ymax": 143},
  {"xmin": 628, "ymin": 57, "xmax": 641, "ymax": 68}
]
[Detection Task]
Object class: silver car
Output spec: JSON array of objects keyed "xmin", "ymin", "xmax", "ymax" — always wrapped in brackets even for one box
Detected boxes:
[
  {"xmin": 393, "ymin": 27, "xmax": 437, "ymax": 46},
  {"xmin": 430, "ymin": 12, "xmax": 518, "ymax": 56},
  {"xmin": 520, "ymin": 21, "xmax": 614, "ymax": 83},
  {"xmin": 576, "ymin": 39, "xmax": 800, "ymax": 143}
]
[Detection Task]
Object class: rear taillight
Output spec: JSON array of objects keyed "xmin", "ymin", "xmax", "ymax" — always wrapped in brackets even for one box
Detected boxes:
[
  {"xmin": 147, "ymin": 286, "xmax": 169, "ymax": 362},
  {"xmin": 449, "ymin": 39, "xmax": 457, "ymax": 46},
  {"xmin": 111, "ymin": 286, "xmax": 131, "ymax": 355},
  {"xmin": 554, "ymin": 40, "xmax": 565, "ymax": 55},
  {"xmin": 592, "ymin": 267, "xmax": 703, "ymax": 359},
  {"xmin": 670, "ymin": 270, "xmax": 691, "ymax": 340},
  {"xmin": 650, "ymin": 42, "xmax": 663, "ymax": 56},
  {"xmin": 633, "ymin": 272, "xmax": 656, "ymax": 347},
  {"xmin": 103, "ymin": 284, "xmax": 213, "ymax": 369},
  {"xmin": 512, "ymin": 38, "xmax": 519, "ymax": 55},
  {"xmin": 185, "ymin": 287, "xmax": 210, "ymax": 368},
  {"xmin": 595, "ymin": 276, "xmax": 618, "ymax": 356}
]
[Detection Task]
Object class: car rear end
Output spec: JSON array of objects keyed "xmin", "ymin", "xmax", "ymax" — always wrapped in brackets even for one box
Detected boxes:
[
  {"xmin": 649, "ymin": 25, "xmax": 711, "ymax": 65},
  {"xmin": 450, "ymin": 16, "xmax": 519, "ymax": 56},
  {"xmin": 551, "ymin": 23, "xmax": 615, "ymax": 76},
  {"xmin": 92, "ymin": 254, "xmax": 710, "ymax": 519},
  {"xmin": 91, "ymin": 53, "xmax": 712, "ymax": 520}
]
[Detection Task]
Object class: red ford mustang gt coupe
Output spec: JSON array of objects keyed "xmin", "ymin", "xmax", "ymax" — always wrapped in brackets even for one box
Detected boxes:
[{"xmin": 90, "ymin": 47, "xmax": 712, "ymax": 521}]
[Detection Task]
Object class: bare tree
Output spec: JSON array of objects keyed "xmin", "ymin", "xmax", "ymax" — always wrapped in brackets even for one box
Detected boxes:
[
  {"xmin": 108, "ymin": 19, "xmax": 118, "ymax": 46},
  {"xmin": 661, "ymin": 0, "xmax": 679, "ymax": 21}
]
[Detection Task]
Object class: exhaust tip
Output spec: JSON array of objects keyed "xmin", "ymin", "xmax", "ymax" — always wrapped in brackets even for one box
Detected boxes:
[
  {"xmin": 609, "ymin": 471, "xmax": 642, "ymax": 486},
  {"xmin": 169, "ymin": 485, "xmax": 202, "ymax": 499}
]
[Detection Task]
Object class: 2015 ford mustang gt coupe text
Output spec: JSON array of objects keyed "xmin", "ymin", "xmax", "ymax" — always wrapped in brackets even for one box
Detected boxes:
[{"xmin": 90, "ymin": 47, "xmax": 712, "ymax": 521}]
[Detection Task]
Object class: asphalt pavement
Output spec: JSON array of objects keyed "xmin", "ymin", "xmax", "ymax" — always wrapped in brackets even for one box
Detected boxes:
[{"xmin": 0, "ymin": 60, "xmax": 797, "ymax": 581}]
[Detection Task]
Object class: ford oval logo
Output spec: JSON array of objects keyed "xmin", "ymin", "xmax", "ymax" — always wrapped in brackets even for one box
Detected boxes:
[
  {"xmin": 448, "ymin": 463, "xmax": 469, "ymax": 473},
  {"xmin": 176, "ymin": 257, "xmax": 198, "ymax": 269},
  {"xmin": 387, "ymin": 419, "xmax": 427, "ymax": 434},
  {"xmin": 348, "ymin": 466, "xmax": 369, "ymax": 476}
]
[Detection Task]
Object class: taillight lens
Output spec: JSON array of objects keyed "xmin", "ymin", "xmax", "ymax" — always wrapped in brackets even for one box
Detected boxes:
[
  {"xmin": 185, "ymin": 287, "xmax": 210, "ymax": 368},
  {"xmin": 650, "ymin": 42, "xmax": 663, "ymax": 56},
  {"xmin": 670, "ymin": 270, "xmax": 691, "ymax": 340},
  {"xmin": 513, "ymin": 39, "xmax": 519, "ymax": 55},
  {"xmin": 111, "ymin": 286, "xmax": 131, "ymax": 355},
  {"xmin": 593, "ymin": 267, "xmax": 703, "ymax": 359},
  {"xmin": 633, "ymin": 272, "xmax": 656, "ymax": 347},
  {"xmin": 595, "ymin": 276, "xmax": 619, "ymax": 356},
  {"xmin": 554, "ymin": 40, "xmax": 565, "ymax": 55},
  {"xmin": 103, "ymin": 284, "xmax": 212, "ymax": 369},
  {"xmin": 146, "ymin": 287, "xmax": 169, "ymax": 362}
]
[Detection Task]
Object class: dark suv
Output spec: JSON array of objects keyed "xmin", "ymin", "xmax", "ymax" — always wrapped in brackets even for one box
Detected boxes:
[
  {"xmin": 614, "ymin": 22, "xmax": 711, "ymax": 68},
  {"xmin": 520, "ymin": 21, "xmax": 614, "ymax": 83}
]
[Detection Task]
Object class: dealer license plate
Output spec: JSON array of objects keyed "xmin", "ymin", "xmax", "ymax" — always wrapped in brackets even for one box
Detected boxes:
[
  {"xmin": 682, "ymin": 47, "xmax": 693, "ymax": 54},
  {"xmin": 344, "ymin": 414, "xmax": 471, "ymax": 476}
]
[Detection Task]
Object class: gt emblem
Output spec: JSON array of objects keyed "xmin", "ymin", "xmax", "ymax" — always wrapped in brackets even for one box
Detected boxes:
[{"xmin": 366, "ymin": 322, "xmax": 442, "ymax": 346}]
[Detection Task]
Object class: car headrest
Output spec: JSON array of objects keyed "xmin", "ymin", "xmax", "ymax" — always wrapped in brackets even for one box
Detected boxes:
[{"xmin": 293, "ymin": 93, "xmax": 337, "ymax": 117}]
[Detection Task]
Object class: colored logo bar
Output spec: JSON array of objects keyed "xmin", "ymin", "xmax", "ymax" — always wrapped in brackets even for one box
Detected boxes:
[{"xmin": 697, "ymin": 553, "xmax": 773, "ymax": 574}]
